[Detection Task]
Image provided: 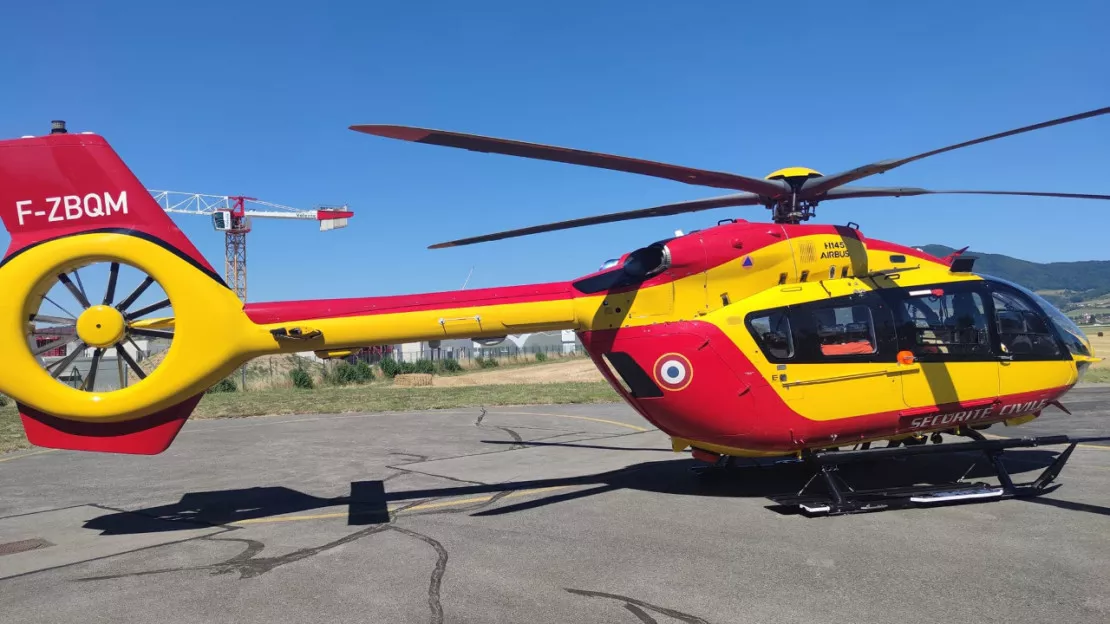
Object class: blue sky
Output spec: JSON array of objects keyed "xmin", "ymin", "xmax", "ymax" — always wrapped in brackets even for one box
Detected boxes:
[{"xmin": 2, "ymin": 1, "xmax": 1108, "ymax": 302}]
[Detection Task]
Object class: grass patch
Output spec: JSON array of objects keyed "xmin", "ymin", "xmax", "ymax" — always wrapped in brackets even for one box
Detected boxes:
[
  {"xmin": 193, "ymin": 382, "xmax": 619, "ymax": 419},
  {"xmin": 450, "ymin": 352, "xmax": 586, "ymax": 374},
  {"xmin": 0, "ymin": 382, "xmax": 620, "ymax": 454},
  {"xmin": 0, "ymin": 406, "xmax": 26, "ymax": 454},
  {"xmin": 1081, "ymin": 367, "xmax": 1110, "ymax": 383}
]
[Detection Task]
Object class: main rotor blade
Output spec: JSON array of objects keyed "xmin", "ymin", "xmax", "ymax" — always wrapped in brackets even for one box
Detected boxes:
[
  {"xmin": 428, "ymin": 192, "xmax": 764, "ymax": 248},
  {"xmin": 821, "ymin": 186, "xmax": 1110, "ymax": 202},
  {"xmin": 351, "ymin": 125, "xmax": 789, "ymax": 197},
  {"xmin": 802, "ymin": 106, "xmax": 1110, "ymax": 197}
]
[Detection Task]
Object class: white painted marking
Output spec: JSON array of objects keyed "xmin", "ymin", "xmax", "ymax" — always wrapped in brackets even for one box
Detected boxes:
[{"xmin": 13, "ymin": 191, "xmax": 128, "ymax": 227}]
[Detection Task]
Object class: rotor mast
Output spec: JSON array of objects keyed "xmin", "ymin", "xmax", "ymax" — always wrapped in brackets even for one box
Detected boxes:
[{"xmin": 767, "ymin": 180, "xmax": 820, "ymax": 225}]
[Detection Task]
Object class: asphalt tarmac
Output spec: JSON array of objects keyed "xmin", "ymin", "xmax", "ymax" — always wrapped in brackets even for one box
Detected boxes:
[{"xmin": 1, "ymin": 386, "xmax": 1108, "ymax": 624}]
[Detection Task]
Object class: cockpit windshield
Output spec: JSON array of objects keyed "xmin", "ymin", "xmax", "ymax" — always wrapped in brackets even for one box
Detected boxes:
[{"xmin": 983, "ymin": 275, "xmax": 1091, "ymax": 357}]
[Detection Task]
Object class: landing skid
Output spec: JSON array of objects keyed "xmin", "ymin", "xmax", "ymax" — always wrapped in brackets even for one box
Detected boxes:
[{"xmin": 767, "ymin": 435, "xmax": 1110, "ymax": 516}]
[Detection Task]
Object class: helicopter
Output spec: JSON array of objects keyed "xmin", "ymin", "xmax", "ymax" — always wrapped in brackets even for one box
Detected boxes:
[{"xmin": 1, "ymin": 107, "xmax": 1108, "ymax": 515}]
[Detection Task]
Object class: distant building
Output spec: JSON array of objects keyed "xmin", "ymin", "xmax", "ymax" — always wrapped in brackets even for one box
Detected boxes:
[
  {"xmin": 389, "ymin": 331, "xmax": 583, "ymax": 362},
  {"xmin": 38, "ymin": 338, "xmax": 163, "ymax": 392}
]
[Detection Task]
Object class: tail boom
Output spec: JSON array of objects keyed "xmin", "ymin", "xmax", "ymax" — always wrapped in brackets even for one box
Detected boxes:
[
  {"xmin": 243, "ymin": 281, "xmax": 583, "ymax": 349},
  {"xmin": 0, "ymin": 128, "xmax": 593, "ymax": 455}
]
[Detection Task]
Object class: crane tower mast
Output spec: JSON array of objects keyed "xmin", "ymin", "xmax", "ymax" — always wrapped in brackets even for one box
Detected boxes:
[{"xmin": 149, "ymin": 191, "xmax": 353, "ymax": 301}]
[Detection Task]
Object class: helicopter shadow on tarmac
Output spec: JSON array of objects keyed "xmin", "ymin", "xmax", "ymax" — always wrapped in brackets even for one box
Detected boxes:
[{"xmin": 82, "ymin": 445, "xmax": 1087, "ymax": 538}]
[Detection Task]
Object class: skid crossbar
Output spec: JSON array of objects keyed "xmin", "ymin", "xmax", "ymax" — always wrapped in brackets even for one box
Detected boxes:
[{"xmin": 769, "ymin": 435, "xmax": 1110, "ymax": 516}]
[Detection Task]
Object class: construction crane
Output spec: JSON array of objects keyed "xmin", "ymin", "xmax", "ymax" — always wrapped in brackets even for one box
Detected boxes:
[{"xmin": 149, "ymin": 191, "xmax": 354, "ymax": 301}]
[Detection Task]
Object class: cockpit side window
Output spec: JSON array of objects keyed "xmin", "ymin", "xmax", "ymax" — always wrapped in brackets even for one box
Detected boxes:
[
  {"xmin": 991, "ymin": 290, "xmax": 1062, "ymax": 358},
  {"xmin": 980, "ymin": 274, "xmax": 1091, "ymax": 357},
  {"xmin": 748, "ymin": 310, "xmax": 793, "ymax": 360},
  {"xmin": 897, "ymin": 287, "xmax": 991, "ymax": 359}
]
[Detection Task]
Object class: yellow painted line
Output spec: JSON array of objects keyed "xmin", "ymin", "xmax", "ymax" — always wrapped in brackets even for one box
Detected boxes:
[
  {"xmin": 233, "ymin": 511, "xmax": 347, "ymax": 525},
  {"xmin": 230, "ymin": 485, "xmax": 572, "ymax": 526},
  {"xmin": 490, "ymin": 411, "xmax": 649, "ymax": 432},
  {"xmin": 0, "ymin": 449, "xmax": 56, "ymax": 464}
]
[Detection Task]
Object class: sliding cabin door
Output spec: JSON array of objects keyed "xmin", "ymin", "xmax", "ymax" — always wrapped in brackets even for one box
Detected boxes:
[
  {"xmin": 748, "ymin": 292, "xmax": 904, "ymax": 422},
  {"xmin": 893, "ymin": 284, "xmax": 1001, "ymax": 413}
]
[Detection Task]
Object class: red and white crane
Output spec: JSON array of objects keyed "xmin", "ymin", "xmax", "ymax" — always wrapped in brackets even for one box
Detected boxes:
[{"xmin": 148, "ymin": 191, "xmax": 353, "ymax": 301}]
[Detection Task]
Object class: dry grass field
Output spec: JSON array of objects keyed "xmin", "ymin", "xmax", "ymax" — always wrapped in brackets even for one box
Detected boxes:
[
  {"xmin": 433, "ymin": 358, "xmax": 603, "ymax": 386},
  {"xmin": 1081, "ymin": 329, "xmax": 1110, "ymax": 382}
]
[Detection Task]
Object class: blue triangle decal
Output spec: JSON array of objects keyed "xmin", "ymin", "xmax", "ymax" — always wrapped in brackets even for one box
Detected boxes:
[{"xmin": 742, "ymin": 256, "xmax": 753, "ymax": 268}]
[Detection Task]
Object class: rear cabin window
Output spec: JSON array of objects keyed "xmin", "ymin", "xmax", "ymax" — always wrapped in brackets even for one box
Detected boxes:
[
  {"xmin": 900, "ymin": 289, "xmax": 990, "ymax": 356},
  {"xmin": 749, "ymin": 310, "xmax": 793, "ymax": 359},
  {"xmin": 992, "ymin": 291, "xmax": 1062, "ymax": 358},
  {"xmin": 810, "ymin": 304, "xmax": 877, "ymax": 356}
]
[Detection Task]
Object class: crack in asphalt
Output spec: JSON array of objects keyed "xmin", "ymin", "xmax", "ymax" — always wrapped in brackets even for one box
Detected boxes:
[
  {"xmin": 565, "ymin": 588, "xmax": 711, "ymax": 624},
  {"xmin": 390, "ymin": 526, "xmax": 449, "ymax": 624},
  {"xmin": 9, "ymin": 422, "xmax": 638, "ymax": 585},
  {"xmin": 0, "ymin": 504, "xmax": 89, "ymax": 522},
  {"xmin": 64, "ymin": 442, "xmax": 551, "ymax": 621},
  {"xmin": 75, "ymin": 525, "xmax": 393, "ymax": 582},
  {"xmin": 495, "ymin": 426, "xmax": 526, "ymax": 450},
  {"xmin": 625, "ymin": 603, "xmax": 660, "ymax": 624},
  {"xmin": 386, "ymin": 465, "xmax": 487, "ymax": 487},
  {"xmin": 9, "ymin": 409, "xmax": 671, "ymax": 622},
  {"xmin": 469, "ymin": 405, "xmax": 528, "ymax": 453},
  {"xmin": 389, "ymin": 452, "xmax": 431, "ymax": 463}
]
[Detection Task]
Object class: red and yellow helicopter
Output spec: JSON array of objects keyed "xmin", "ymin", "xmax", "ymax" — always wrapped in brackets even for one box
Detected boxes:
[{"xmin": 1, "ymin": 107, "xmax": 1108, "ymax": 514}]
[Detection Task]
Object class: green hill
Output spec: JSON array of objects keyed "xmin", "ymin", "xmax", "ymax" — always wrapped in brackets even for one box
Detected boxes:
[{"xmin": 917, "ymin": 245, "xmax": 1110, "ymax": 309}]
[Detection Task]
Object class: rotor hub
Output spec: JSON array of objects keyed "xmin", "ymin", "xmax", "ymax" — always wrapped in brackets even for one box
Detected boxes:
[
  {"xmin": 76, "ymin": 305, "xmax": 127, "ymax": 348},
  {"xmin": 764, "ymin": 167, "xmax": 822, "ymax": 182},
  {"xmin": 768, "ymin": 197, "xmax": 820, "ymax": 224}
]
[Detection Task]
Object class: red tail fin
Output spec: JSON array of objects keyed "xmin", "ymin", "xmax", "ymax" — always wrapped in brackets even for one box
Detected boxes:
[
  {"xmin": 0, "ymin": 124, "xmax": 217, "ymax": 455},
  {"xmin": 0, "ymin": 125, "xmax": 214, "ymax": 275}
]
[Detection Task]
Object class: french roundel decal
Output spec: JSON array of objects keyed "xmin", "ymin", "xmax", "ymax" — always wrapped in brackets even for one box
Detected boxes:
[{"xmin": 653, "ymin": 353, "xmax": 693, "ymax": 391}]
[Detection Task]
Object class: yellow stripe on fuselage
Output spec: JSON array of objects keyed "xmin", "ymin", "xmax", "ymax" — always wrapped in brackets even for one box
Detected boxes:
[{"xmin": 709, "ymin": 243, "xmax": 988, "ymax": 422}]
